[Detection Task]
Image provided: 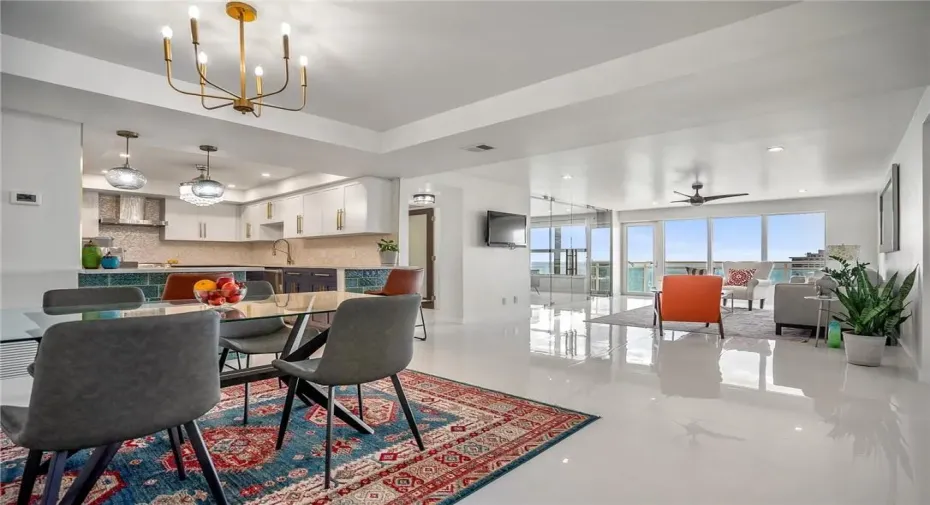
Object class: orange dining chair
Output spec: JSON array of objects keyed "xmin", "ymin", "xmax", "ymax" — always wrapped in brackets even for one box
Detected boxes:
[
  {"xmin": 365, "ymin": 268, "xmax": 427, "ymax": 341},
  {"xmin": 654, "ymin": 275, "xmax": 725, "ymax": 339},
  {"xmin": 162, "ymin": 272, "xmax": 234, "ymax": 301}
]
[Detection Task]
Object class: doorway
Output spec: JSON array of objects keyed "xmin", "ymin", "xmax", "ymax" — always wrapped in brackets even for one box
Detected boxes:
[
  {"xmin": 408, "ymin": 208, "xmax": 435, "ymax": 308},
  {"xmin": 621, "ymin": 222, "xmax": 658, "ymax": 295}
]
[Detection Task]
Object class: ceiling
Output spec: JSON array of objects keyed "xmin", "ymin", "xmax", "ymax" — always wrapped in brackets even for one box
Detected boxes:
[
  {"xmin": 3, "ymin": 1, "xmax": 930, "ymax": 209},
  {"xmin": 81, "ymin": 127, "xmax": 308, "ymax": 190},
  {"xmin": 0, "ymin": 1, "xmax": 786, "ymax": 131}
]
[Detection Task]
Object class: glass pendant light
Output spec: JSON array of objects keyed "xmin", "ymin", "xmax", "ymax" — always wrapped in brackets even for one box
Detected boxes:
[
  {"xmin": 179, "ymin": 165, "xmax": 222, "ymax": 206},
  {"xmin": 105, "ymin": 130, "xmax": 147, "ymax": 190},
  {"xmin": 412, "ymin": 192, "xmax": 436, "ymax": 206},
  {"xmin": 191, "ymin": 145, "xmax": 225, "ymax": 199}
]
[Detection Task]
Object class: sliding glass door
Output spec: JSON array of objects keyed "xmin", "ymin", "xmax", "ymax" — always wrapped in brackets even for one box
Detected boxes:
[
  {"xmin": 664, "ymin": 219, "xmax": 708, "ymax": 276},
  {"xmin": 623, "ymin": 223, "xmax": 657, "ymax": 294}
]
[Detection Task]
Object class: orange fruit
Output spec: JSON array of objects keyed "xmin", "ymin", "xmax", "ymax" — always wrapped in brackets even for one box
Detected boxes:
[{"xmin": 193, "ymin": 279, "xmax": 218, "ymax": 291}]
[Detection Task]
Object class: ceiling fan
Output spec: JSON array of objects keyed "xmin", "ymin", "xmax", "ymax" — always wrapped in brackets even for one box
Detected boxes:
[{"xmin": 671, "ymin": 182, "xmax": 748, "ymax": 206}]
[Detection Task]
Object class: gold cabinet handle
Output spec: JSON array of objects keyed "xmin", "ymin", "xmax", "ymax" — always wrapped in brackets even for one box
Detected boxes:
[
  {"xmin": 246, "ymin": 223, "xmax": 251, "ymax": 239},
  {"xmin": 266, "ymin": 202, "xmax": 273, "ymax": 219},
  {"xmin": 297, "ymin": 214, "xmax": 303, "ymax": 234},
  {"xmin": 337, "ymin": 209, "xmax": 343, "ymax": 230}
]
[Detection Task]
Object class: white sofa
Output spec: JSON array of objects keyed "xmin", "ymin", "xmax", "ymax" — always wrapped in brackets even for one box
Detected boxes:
[{"xmin": 722, "ymin": 261, "xmax": 774, "ymax": 311}]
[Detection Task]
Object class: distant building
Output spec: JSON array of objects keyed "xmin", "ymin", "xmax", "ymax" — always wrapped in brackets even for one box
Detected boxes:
[{"xmin": 789, "ymin": 249, "xmax": 825, "ymax": 269}]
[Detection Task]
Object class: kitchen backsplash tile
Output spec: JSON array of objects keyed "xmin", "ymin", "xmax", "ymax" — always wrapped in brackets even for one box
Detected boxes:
[{"xmin": 98, "ymin": 223, "xmax": 391, "ymax": 267}]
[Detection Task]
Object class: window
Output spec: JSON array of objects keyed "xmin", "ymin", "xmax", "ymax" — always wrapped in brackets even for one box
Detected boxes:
[
  {"xmin": 766, "ymin": 213, "xmax": 826, "ymax": 261},
  {"xmin": 712, "ymin": 216, "xmax": 762, "ymax": 261},
  {"xmin": 664, "ymin": 219, "xmax": 708, "ymax": 274},
  {"xmin": 591, "ymin": 228, "xmax": 610, "ymax": 262}
]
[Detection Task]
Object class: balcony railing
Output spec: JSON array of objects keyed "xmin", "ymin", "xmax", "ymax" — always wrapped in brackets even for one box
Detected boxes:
[{"xmin": 625, "ymin": 261, "xmax": 824, "ymax": 293}]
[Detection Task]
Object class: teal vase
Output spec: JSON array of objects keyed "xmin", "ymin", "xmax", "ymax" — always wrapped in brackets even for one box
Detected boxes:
[{"xmin": 827, "ymin": 321, "xmax": 842, "ymax": 348}]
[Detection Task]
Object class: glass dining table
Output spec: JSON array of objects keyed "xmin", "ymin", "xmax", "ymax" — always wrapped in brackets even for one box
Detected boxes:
[{"xmin": 0, "ymin": 291, "xmax": 377, "ymax": 434}]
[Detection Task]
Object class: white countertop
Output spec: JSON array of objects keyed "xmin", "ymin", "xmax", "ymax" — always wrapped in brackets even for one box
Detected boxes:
[{"xmin": 79, "ymin": 266, "xmax": 264, "ymax": 274}]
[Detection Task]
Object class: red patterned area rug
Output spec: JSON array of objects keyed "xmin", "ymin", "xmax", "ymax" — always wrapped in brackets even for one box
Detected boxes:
[{"xmin": 1, "ymin": 370, "xmax": 597, "ymax": 504}]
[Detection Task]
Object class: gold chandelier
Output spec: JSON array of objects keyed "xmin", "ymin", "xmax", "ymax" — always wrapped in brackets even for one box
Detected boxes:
[{"xmin": 161, "ymin": 2, "xmax": 307, "ymax": 117}]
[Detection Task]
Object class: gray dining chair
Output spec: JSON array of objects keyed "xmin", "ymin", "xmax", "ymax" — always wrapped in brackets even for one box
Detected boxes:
[
  {"xmin": 32, "ymin": 286, "xmax": 191, "ymax": 480},
  {"xmin": 272, "ymin": 294, "xmax": 425, "ymax": 489},
  {"xmin": 218, "ymin": 281, "xmax": 318, "ymax": 424},
  {"xmin": 1, "ymin": 311, "xmax": 229, "ymax": 505}
]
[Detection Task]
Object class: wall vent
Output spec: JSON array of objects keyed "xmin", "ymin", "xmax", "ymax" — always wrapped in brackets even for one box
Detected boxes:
[{"xmin": 461, "ymin": 144, "xmax": 495, "ymax": 152}]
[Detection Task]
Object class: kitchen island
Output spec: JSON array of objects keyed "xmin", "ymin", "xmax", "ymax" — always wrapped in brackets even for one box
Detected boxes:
[{"xmin": 79, "ymin": 267, "xmax": 262, "ymax": 300}]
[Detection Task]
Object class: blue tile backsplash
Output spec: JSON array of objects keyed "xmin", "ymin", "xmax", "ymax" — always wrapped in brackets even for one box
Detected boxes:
[
  {"xmin": 344, "ymin": 268, "xmax": 389, "ymax": 294},
  {"xmin": 78, "ymin": 271, "xmax": 248, "ymax": 301}
]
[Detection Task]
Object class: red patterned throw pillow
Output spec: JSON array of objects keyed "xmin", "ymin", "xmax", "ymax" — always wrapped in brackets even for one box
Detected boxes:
[{"xmin": 726, "ymin": 268, "xmax": 756, "ymax": 287}]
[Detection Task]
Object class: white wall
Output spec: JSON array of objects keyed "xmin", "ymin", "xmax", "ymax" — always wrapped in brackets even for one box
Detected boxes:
[
  {"xmin": 1, "ymin": 110, "xmax": 83, "ymax": 309},
  {"xmin": 399, "ymin": 173, "xmax": 529, "ymax": 323},
  {"xmin": 878, "ymin": 86, "xmax": 930, "ymax": 381},
  {"xmin": 616, "ymin": 193, "xmax": 879, "ymax": 266}
]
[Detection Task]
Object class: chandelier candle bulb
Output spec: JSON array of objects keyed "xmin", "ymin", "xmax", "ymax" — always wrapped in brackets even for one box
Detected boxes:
[
  {"xmin": 188, "ymin": 5, "xmax": 200, "ymax": 19},
  {"xmin": 162, "ymin": 27, "xmax": 173, "ymax": 61}
]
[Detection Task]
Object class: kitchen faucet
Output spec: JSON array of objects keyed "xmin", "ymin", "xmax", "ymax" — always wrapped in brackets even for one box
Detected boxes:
[{"xmin": 272, "ymin": 239, "xmax": 295, "ymax": 265}]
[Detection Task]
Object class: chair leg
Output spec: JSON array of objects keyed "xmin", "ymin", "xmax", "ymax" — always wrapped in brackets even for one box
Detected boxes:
[
  {"xmin": 414, "ymin": 306, "xmax": 427, "ymax": 341},
  {"xmin": 38, "ymin": 451, "xmax": 68, "ymax": 505},
  {"xmin": 243, "ymin": 355, "xmax": 251, "ymax": 425},
  {"xmin": 357, "ymin": 384, "xmax": 364, "ymax": 422},
  {"xmin": 391, "ymin": 374, "xmax": 425, "ymax": 451},
  {"xmin": 748, "ymin": 300, "xmax": 753, "ymax": 311},
  {"xmin": 184, "ymin": 420, "xmax": 229, "ymax": 505},
  {"xmin": 17, "ymin": 450, "xmax": 41, "ymax": 505},
  {"xmin": 657, "ymin": 315, "xmax": 664, "ymax": 337},
  {"xmin": 218, "ymin": 348, "xmax": 229, "ymax": 372},
  {"xmin": 775, "ymin": 323, "xmax": 783, "ymax": 336},
  {"xmin": 275, "ymin": 353, "xmax": 285, "ymax": 388},
  {"xmin": 760, "ymin": 299, "xmax": 765, "ymax": 309},
  {"xmin": 59, "ymin": 442, "xmax": 121, "ymax": 505},
  {"xmin": 718, "ymin": 318, "xmax": 725, "ymax": 340},
  {"xmin": 276, "ymin": 376, "xmax": 299, "ymax": 450},
  {"xmin": 167, "ymin": 427, "xmax": 187, "ymax": 480},
  {"xmin": 324, "ymin": 385, "xmax": 335, "ymax": 490},
  {"xmin": 177, "ymin": 424, "xmax": 185, "ymax": 444}
]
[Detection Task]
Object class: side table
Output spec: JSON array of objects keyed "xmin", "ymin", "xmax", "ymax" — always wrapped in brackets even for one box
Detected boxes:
[{"xmin": 804, "ymin": 295, "xmax": 838, "ymax": 348}]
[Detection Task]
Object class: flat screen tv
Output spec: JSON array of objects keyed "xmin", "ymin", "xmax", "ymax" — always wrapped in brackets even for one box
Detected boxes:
[{"xmin": 486, "ymin": 211, "xmax": 527, "ymax": 248}]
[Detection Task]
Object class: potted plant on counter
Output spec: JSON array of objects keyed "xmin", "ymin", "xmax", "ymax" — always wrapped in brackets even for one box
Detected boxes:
[
  {"xmin": 378, "ymin": 238, "xmax": 399, "ymax": 266},
  {"xmin": 833, "ymin": 263, "xmax": 917, "ymax": 366}
]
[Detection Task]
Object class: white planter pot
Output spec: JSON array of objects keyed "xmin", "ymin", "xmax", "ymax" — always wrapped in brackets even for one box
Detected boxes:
[
  {"xmin": 843, "ymin": 332, "xmax": 886, "ymax": 367},
  {"xmin": 379, "ymin": 251, "xmax": 398, "ymax": 267}
]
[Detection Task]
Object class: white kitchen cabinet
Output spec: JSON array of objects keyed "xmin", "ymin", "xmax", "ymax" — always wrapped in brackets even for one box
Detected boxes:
[
  {"xmin": 281, "ymin": 196, "xmax": 302, "ymax": 238},
  {"xmin": 317, "ymin": 186, "xmax": 344, "ymax": 235},
  {"xmin": 301, "ymin": 193, "xmax": 323, "ymax": 236},
  {"xmin": 259, "ymin": 200, "xmax": 282, "ymax": 224},
  {"xmin": 241, "ymin": 203, "xmax": 262, "ymax": 241},
  {"xmin": 163, "ymin": 198, "xmax": 239, "ymax": 242}
]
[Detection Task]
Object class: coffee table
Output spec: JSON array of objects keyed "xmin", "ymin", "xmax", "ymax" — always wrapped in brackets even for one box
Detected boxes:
[{"xmin": 721, "ymin": 289, "xmax": 735, "ymax": 314}]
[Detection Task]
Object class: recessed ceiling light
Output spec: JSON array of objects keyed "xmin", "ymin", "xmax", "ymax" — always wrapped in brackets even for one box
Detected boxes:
[
  {"xmin": 767, "ymin": 146, "xmax": 785, "ymax": 153},
  {"xmin": 562, "ymin": 458, "xmax": 569, "ymax": 464},
  {"xmin": 261, "ymin": 173, "xmax": 271, "ymax": 177},
  {"xmin": 562, "ymin": 174, "xmax": 572, "ymax": 180},
  {"xmin": 119, "ymin": 153, "xmax": 130, "ymax": 158},
  {"xmin": 227, "ymin": 184, "xmax": 236, "ymax": 188},
  {"xmin": 794, "ymin": 426, "xmax": 803, "ymax": 432},
  {"xmin": 565, "ymin": 208, "xmax": 572, "ymax": 212},
  {"xmin": 652, "ymin": 201, "xmax": 658, "ymax": 205},
  {"xmin": 101, "ymin": 170, "xmax": 108, "ymax": 174},
  {"xmin": 798, "ymin": 189, "xmax": 807, "ymax": 193}
]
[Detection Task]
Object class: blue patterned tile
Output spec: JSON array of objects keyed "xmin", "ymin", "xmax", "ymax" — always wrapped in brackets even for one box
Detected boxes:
[
  {"xmin": 345, "ymin": 278, "xmax": 359, "ymax": 288},
  {"xmin": 234, "ymin": 271, "xmax": 247, "ymax": 282},
  {"xmin": 140, "ymin": 285, "xmax": 162, "ymax": 301},
  {"xmin": 108, "ymin": 273, "xmax": 149, "ymax": 286},
  {"xmin": 148, "ymin": 273, "xmax": 169, "ymax": 285},
  {"xmin": 78, "ymin": 274, "xmax": 109, "ymax": 287}
]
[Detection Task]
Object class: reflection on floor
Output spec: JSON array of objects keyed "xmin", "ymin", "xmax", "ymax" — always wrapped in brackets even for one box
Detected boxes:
[{"xmin": 2, "ymin": 296, "xmax": 928, "ymax": 504}]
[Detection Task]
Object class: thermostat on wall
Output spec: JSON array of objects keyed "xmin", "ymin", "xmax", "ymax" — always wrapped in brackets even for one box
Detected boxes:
[{"xmin": 9, "ymin": 191, "xmax": 41, "ymax": 206}]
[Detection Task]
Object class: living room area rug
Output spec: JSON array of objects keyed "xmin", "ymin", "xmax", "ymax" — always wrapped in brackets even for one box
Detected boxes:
[
  {"xmin": 0, "ymin": 371, "xmax": 596, "ymax": 505},
  {"xmin": 586, "ymin": 305, "xmax": 810, "ymax": 340}
]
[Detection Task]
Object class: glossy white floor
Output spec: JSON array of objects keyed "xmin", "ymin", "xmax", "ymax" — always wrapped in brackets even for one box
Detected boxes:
[{"xmin": 2, "ymin": 296, "xmax": 929, "ymax": 504}]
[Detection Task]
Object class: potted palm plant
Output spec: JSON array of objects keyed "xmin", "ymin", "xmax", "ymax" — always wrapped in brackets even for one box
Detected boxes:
[
  {"xmin": 378, "ymin": 238, "xmax": 399, "ymax": 266},
  {"xmin": 832, "ymin": 263, "xmax": 917, "ymax": 366}
]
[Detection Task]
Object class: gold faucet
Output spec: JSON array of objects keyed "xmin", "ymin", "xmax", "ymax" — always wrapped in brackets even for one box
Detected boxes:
[{"xmin": 272, "ymin": 239, "xmax": 294, "ymax": 265}]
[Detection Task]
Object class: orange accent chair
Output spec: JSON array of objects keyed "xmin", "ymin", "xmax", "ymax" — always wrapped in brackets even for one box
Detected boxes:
[
  {"xmin": 365, "ymin": 268, "xmax": 427, "ymax": 341},
  {"xmin": 654, "ymin": 275, "xmax": 725, "ymax": 338},
  {"xmin": 162, "ymin": 272, "xmax": 234, "ymax": 301}
]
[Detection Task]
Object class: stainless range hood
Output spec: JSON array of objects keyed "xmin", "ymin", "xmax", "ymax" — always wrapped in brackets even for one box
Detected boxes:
[{"xmin": 98, "ymin": 195, "xmax": 167, "ymax": 227}]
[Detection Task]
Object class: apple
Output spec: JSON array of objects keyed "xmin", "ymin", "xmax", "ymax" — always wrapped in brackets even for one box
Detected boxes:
[
  {"xmin": 223, "ymin": 309, "xmax": 245, "ymax": 320},
  {"xmin": 227, "ymin": 294, "xmax": 242, "ymax": 304},
  {"xmin": 208, "ymin": 296, "xmax": 226, "ymax": 306},
  {"xmin": 216, "ymin": 277, "xmax": 235, "ymax": 289},
  {"xmin": 220, "ymin": 281, "xmax": 239, "ymax": 297}
]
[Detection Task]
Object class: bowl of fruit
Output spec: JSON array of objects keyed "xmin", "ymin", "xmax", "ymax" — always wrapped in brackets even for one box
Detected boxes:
[{"xmin": 193, "ymin": 277, "xmax": 247, "ymax": 308}]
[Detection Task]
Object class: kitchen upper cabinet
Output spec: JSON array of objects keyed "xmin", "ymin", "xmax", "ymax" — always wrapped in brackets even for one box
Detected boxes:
[
  {"xmin": 301, "ymin": 193, "xmax": 323, "ymax": 236},
  {"xmin": 317, "ymin": 186, "xmax": 344, "ymax": 235},
  {"xmin": 259, "ymin": 200, "xmax": 282, "ymax": 224},
  {"xmin": 281, "ymin": 196, "xmax": 302, "ymax": 238},
  {"xmin": 163, "ymin": 198, "xmax": 239, "ymax": 242},
  {"xmin": 81, "ymin": 191, "xmax": 99, "ymax": 238}
]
